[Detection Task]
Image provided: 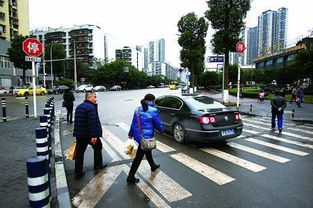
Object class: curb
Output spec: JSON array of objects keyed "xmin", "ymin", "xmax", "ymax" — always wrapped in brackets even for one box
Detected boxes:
[{"xmin": 54, "ymin": 110, "xmax": 72, "ymax": 208}]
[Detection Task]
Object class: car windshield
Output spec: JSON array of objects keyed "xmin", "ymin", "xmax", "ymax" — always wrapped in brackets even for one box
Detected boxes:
[{"xmin": 184, "ymin": 96, "xmax": 226, "ymax": 111}]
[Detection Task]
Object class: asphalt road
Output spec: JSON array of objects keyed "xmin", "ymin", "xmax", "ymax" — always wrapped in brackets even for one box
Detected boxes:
[{"xmin": 54, "ymin": 88, "xmax": 313, "ymax": 208}]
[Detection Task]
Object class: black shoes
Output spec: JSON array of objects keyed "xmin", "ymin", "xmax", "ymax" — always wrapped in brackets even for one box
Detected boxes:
[
  {"xmin": 127, "ymin": 176, "xmax": 140, "ymax": 184},
  {"xmin": 94, "ymin": 164, "xmax": 107, "ymax": 170},
  {"xmin": 74, "ymin": 171, "xmax": 85, "ymax": 180},
  {"xmin": 151, "ymin": 164, "xmax": 160, "ymax": 172},
  {"xmin": 279, "ymin": 129, "xmax": 282, "ymax": 133}
]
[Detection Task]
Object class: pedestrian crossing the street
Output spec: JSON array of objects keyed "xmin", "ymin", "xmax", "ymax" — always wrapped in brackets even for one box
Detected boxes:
[{"xmin": 67, "ymin": 115, "xmax": 313, "ymax": 207}]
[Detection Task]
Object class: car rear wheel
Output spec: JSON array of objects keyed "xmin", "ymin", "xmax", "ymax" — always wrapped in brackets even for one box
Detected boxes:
[
  {"xmin": 173, "ymin": 123, "xmax": 186, "ymax": 143},
  {"xmin": 24, "ymin": 92, "xmax": 29, "ymax": 97},
  {"xmin": 40, "ymin": 91, "xmax": 45, "ymax": 96}
]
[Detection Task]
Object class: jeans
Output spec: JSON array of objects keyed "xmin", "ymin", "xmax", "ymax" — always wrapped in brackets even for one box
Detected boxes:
[{"xmin": 271, "ymin": 111, "xmax": 283, "ymax": 129}]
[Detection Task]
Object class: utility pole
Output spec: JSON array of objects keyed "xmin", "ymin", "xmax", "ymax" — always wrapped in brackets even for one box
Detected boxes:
[
  {"xmin": 50, "ymin": 44, "xmax": 54, "ymax": 87},
  {"xmin": 73, "ymin": 41, "xmax": 77, "ymax": 91},
  {"xmin": 42, "ymin": 41, "xmax": 46, "ymax": 88}
]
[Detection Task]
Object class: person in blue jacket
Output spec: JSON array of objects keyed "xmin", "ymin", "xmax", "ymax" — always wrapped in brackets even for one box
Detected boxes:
[
  {"xmin": 127, "ymin": 94, "xmax": 164, "ymax": 183},
  {"xmin": 73, "ymin": 92, "xmax": 106, "ymax": 179}
]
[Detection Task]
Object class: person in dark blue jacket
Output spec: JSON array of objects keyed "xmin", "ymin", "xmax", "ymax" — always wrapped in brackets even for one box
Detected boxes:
[
  {"xmin": 127, "ymin": 94, "xmax": 164, "ymax": 184},
  {"xmin": 73, "ymin": 92, "xmax": 106, "ymax": 179}
]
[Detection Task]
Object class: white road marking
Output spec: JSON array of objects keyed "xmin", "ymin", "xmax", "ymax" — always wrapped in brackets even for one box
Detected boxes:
[
  {"xmin": 102, "ymin": 125, "xmax": 192, "ymax": 203},
  {"xmin": 72, "ymin": 164, "xmax": 125, "ymax": 208},
  {"xmin": 246, "ymin": 138, "xmax": 309, "ymax": 156},
  {"xmin": 301, "ymin": 125, "xmax": 313, "ymax": 130},
  {"xmin": 244, "ymin": 123, "xmax": 269, "ymax": 131},
  {"xmin": 243, "ymin": 118, "xmax": 271, "ymax": 126},
  {"xmin": 99, "ymin": 137, "xmax": 121, "ymax": 162},
  {"xmin": 281, "ymin": 131, "xmax": 313, "ymax": 142},
  {"xmin": 261, "ymin": 134, "xmax": 313, "ymax": 150},
  {"xmin": 138, "ymin": 161, "xmax": 192, "ymax": 202},
  {"xmin": 200, "ymin": 148, "xmax": 266, "ymax": 172},
  {"xmin": 171, "ymin": 153, "xmax": 235, "ymax": 185},
  {"xmin": 116, "ymin": 122, "xmax": 176, "ymax": 153},
  {"xmin": 228, "ymin": 142, "xmax": 290, "ymax": 163},
  {"xmin": 243, "ymin": 129, "xmax": 260, "ymax": 134},
  {"xmin": 286, "ymin": 127, "xmax": 313, "ymax": 136}
]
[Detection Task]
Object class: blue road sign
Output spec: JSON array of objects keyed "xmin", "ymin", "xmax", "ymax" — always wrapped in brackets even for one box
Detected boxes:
[{"xmin": 207, "ymin": 56, "xmax": 224, "ymax": 63}]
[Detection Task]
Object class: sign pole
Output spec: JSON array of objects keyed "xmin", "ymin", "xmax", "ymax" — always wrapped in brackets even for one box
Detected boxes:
[
  {"xmin": 222, "ymin": 55, "xmax": 225, "ymax": 103},
  {"xmin": 32, "ymin": 60, "xmax": 37, "ymax": 118},
  {"xmin": 236, "ymin": 64, "xmax": 241, "ymax": 109}
]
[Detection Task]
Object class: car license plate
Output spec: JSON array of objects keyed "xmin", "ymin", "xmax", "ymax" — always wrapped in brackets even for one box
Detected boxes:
[{"xmin": 221, "ymin": 129, "xmax": 234, "ymax": 136}]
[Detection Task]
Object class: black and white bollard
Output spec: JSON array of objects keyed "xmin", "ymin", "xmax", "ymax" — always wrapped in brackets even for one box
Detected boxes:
[
  {"xmin": 43, "ymin": 108, "xmax": 52, "ymax": 156},
  {"xmin": 250, "ymin": 104, "xmax": 253, "ymax": 112},
  {"xmin": 25, "ymin": 97, "xmax": 29, "ymax": 118},
  {"xmin": 292, "ymin": 109, "xmax": 295, "ymax": 119},
  {"xmin": 35, "ymin": 127, "xmax": 49, "ymax": 159},
  {"xmin": 2, "ymin": 97, "xmax": 7, "ymax": 122},
  {"xmin": 26, "ymin": 156, "xmax": 50, "ymax": 208}
]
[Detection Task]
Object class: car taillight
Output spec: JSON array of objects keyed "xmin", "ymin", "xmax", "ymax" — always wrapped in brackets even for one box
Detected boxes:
[
  {"xmin": 199, "ymin": 116, "xmax": 216, "ymax": 124},
  {"xmin": 235, "ymin": 113, "xmax": 241, "ymax": 120}
]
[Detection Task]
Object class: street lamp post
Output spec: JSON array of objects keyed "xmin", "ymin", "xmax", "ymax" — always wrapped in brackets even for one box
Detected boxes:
[
  {"xmin": 50, "ymin": 44, "xmax": 55, "ymax": 87},
  {"xmin": 73, "ymin": 41, "xmax": 77, "ymax": 91}
]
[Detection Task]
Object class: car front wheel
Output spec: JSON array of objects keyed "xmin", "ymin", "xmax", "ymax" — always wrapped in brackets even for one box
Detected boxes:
[
  {"xmin": 173, "ymin": 123, "xmax": 186, "ymax": 143},
  {"xmin": 40, "ymin": 91, "xmax": 45, "ymax": 96},
  {"xmin": 24, "ymin": 92, "xmax": 29, "ymax": 97}
]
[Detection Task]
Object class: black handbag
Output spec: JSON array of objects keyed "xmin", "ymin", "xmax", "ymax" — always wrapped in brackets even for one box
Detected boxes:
[{"xmin": 137, "ymin": 108, "xmax": 156, "ymax": 151}]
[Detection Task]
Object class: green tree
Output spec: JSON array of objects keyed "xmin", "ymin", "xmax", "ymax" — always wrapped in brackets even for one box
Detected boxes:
[
  {"xmin": 198, "ymin": 71, "xmax": 219, "ymax": 88},
  {"xmin": 294, "ymin": 48, "xmax": 313, "ymax": 82},
  {"xmin": 7, "ymin": 35, "xmax": 31, "ymax": 84},
  {"xmin": 177, "ymin": 12, "xmax": 208, "ymax": 88},
  {"xmin": 45, "ymin": 43, "xmax": 66, "ymax": 78},
  {"xmin": 205, "ymin": 0, "xmax": 251, "ymax": 88}
]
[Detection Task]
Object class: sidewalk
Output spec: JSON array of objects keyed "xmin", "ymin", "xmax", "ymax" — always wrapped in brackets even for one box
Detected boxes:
[
  {"xmin": 0, "ymin": 118, "xmax": 58, "ymax": 207},
  {"xmin": 201, "ymin": 91, "xmax": 313, "ymax": 123}
]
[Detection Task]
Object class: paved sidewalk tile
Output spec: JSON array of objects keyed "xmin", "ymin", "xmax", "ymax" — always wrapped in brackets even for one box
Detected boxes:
[{"xmin": 0, "ymin": 118, "xmax": 58, "ymax": 207}]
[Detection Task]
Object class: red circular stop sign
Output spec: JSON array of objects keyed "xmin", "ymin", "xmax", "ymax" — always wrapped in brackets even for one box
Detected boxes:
[
  {"xmin": 22, "ymin": 38, "xmax": 44, "ymax": 56},
  {"xmin": 236, "ymin": 41, "xmax": 246, "ymax": 54}
]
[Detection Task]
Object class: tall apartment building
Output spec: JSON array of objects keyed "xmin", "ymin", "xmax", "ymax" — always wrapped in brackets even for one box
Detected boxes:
[
  {"xmin": 0, "ymin": 0, "xmax": 31, "ymax": 88},
  {"xmin": 0, "ymin": 0, "xmax": 29, "ymax": 41},
  {"xmin": 258, "ymin": 8, "xmax": 288, "ymax": 56},
  {"xmin": 115, "ymin": 46, "xmax": 144, "ymax": 70},
  {"xmin": 31, "ymin": 24, "xmax": 108, "ymax": 67}
]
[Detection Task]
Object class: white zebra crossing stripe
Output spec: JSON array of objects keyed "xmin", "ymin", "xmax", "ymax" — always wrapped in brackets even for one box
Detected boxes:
[
  {"xmin": 261, "ymin": 134, "xmax": 313, "ymax": 150},
  {"xmin": 171, "ymin": 153, "xmax": 235, "ymax": 185},
  {"xmin": 244, "ymin": 123, "xmax": 269, "ymax": 131},
  {"xmin": 102, "ymin": 125, "xmax": 192, "ymax": 202},
  {"xmin": 285, "ymin": 127, "xmax": 313, "ymax": 136},
  {"xmin": 200, "ymin": 148, "xmax": 266, "ymax": 172},
  {"xmin": 243, "ymin": 129, "xmax": 260, "ymax": 134},
  {"xmin": 72, "ymin": 165, "xmax": 125, "ymax": 208},
  {"xmin": 301, "ymin": 125, "xmax": 313, "ymax": 130},
  {"xmin": 100, "ymin": 137, "xmax": 121, "ymax": 162},
  {"xmin": 228, "ymin": 142, "xmax": 290, "ymax": 163},
  {"xmin": 138, "ymin": 161, "xmax": 192, "ymax": 202},
  {"xmin": 246, "ymin": 138, "xmax": 309, "ymax": 156},
  {"xmin": 116, "ymin": 122, "xmax": 176, "ymax": 153},
  {"xmin": 281, "ymin": 131, "xmax": 313, "ymax": 142}
]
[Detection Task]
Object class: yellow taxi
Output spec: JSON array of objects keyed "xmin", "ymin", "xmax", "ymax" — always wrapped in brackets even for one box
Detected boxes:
[{"xmin": 15, "ymin": 85, "xmax": 48, "ymax": 97}]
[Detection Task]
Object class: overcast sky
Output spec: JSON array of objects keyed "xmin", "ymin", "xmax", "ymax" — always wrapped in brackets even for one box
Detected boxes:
[{"xmin": 29, "ymin": 0, "xmax": 313, "ymax": 67}]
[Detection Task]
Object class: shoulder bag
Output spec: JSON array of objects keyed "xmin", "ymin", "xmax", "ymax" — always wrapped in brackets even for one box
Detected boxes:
[{"xmin": 137, "ymin": 108, "xmax": 156, "ymax": 151}]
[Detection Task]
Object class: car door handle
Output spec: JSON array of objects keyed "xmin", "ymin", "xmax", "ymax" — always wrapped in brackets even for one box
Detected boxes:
[{"xmin": 170, "ymin": 113, "xmax": 176, "ymax": 116}]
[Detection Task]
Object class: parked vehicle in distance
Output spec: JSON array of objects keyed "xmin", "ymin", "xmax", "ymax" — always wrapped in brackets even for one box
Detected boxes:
[
  {"xmin": 109, "ymin": 85, "xmax": 122, "ymax": 91},
  {"xmin": 0, "ymin": 88, "xmax": 8, "ymax": 94},
  {"xmin": 57, "ymin": 85, "xmax": 70, "ymax": 93},
  {"xmin": 147, "ymin": 85, "xmax": 155, "ymax": 89},
  {"xmin": 47, "ymin": 86, "xmax": 59, "ymax": 94},
  {"xmin": 169, "ymin": 81, "xmax": 179, "ymax": 90},
  {"xmin": 155, "ymin": 94, "xmax": 243, "ymax": 143},
  {"xmin": 12, "ymin": 87, "xmax": 21, "ymax": 94},
  {"xmin": 15, "ymin": 85, "xmax": 48, "ymax": 97},
  {"xmin": 93, "ymin": 85, "xmax": 106, "ymax": 92},
  {"xmin": 77, "ymin": 84, "xmax": 93, "ymax": 93}
]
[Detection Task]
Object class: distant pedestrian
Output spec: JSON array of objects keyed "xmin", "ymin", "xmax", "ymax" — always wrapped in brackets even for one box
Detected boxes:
[
  {"xmin": 295, "ymin": 86, "xmax": 304, "ymax": 107},
  {"xmin": 299, "ymin": 86, "xmax": 304, "ymax": 103},
  {"xmin": 271, "ymin": 91, "xmax": 287, "ymax": 133},
  {"xmin": 258, "ymin": 89, "xmax": 265, "ymax": 103},
  {"xmin": 63, "ymin": 87, "xmax": 75, "ymax": 123},
  {"xmin": 127, "ymin": 94, "xmax": 164, "ymax": 184},
  {"xmin": 289, "ymin": 87, "xmax": 297, "ymax": 104},
  {"xmin": 73, "ymin": 92, "xmax": 106, "ymax": 180}
]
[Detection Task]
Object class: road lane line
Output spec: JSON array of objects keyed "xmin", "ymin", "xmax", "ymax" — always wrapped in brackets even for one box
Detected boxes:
[
  {"xmin": 244, "ymin": 123, "xmax": 269, "ymax": 131},
  {"xmin": 116, "ymin": 122, "xmax": 176, "ymax": 153},
  {"xmin": 228, "ymin": 142, "xmax": 289, "ymax": 163},
  {"xmin": 301, "ymin": 125, "xmax": 313, "ymax": 130},
  {"xmin": 99, "ymin": 137, "xmax": 121, "ymax": 162},
  {"xmin": 243, "ymin": 129, "xmax": 260, "ymax": 134},
  {"xmin": 281, "ymin": 131, "xmax": 313, "ymax": 142},
  {"xmin": 171, "ymin": 153, "xmax": 235, "ymax": 185},
  {"xmin": 285, "ymin": 127, "xmax": 313, "ymax": 136},
  {"xmin": 72, "ymin": 164, "xmax": 125, "ymax": 208},
  {"xmin": 243, "ymin": 118, "xmax": 271, "ymax": 126},
  {"xmin": 102, "ymin": 125, "xmax": 192, "ymax": 202},
  {"xmin": 246, "ymin": 138, "xmax": 309, "ymax": 156},
  {"xmin": 138, "ymin": 161, "xmax": 192, "ymax": 202},
  {"xmin": 200, "ymin": 148, "xmax": 266, "ymax": 172},
  {"xmin": 261, "ymin": 134, "xmax": 313, "ymax": 150}
]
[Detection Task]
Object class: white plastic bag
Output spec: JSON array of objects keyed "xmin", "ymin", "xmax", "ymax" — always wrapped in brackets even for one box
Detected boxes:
[{"xmin": 124, "ymin": 139, "xmax": 138, "ymax": 159}]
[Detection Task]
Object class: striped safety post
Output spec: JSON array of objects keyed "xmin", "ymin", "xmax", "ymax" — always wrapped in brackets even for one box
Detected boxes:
[
  {"xmin": 1, "ymin": 97, "xmax": 7, "ymax": 122},
  {"xmin": 250, "ymin": 104, "xmax": 253, "ymax": 112},
  {"xmin": 26, "ymin": 156, "xmax": 50, "ymax": 208},
  {"xmin": 45, "ymin": 104, "xmax": 53, "ymax": 124},
  {"xmin": 43, "ymin": 108, "xmax": 52, "ymax": 156},
  {"xmin": 25, "ymin": 97, "xmax": 29, "ymax": 118},
  {"xmin": 292, "ymin": 109, "xmax": 295, "ymax": 118}
]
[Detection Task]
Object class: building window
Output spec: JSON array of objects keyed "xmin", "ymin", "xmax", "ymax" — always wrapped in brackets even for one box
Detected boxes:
[
  {"xmin": 276, "ymin": 57, "xmax": 283, "ymax": 64},
  {"xmin": 287, "ymin": 54, "xmax": 296, "ymax": 62},
  {"xmin": 0, "ymin": 12, "xmax": 5, "ymax": 19}
]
